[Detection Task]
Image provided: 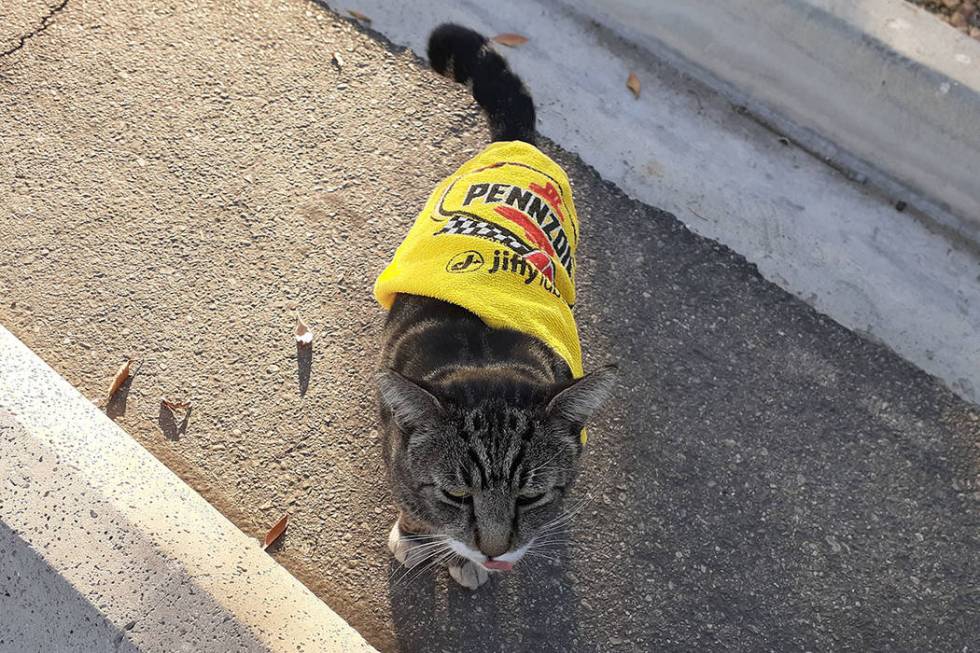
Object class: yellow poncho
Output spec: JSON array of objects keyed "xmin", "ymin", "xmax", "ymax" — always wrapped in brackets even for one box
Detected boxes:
[{"xmin": 374, "ymin": 141, "xmax": 582, "ymax": 377}]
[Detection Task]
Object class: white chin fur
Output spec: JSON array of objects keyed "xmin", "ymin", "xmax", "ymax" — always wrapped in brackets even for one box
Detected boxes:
[
  {"xmin": 449, "ymin": 539, "xmax": 486, "ymax": 564},
  {"xmin": 492, "ymin": 541, "xmax": 532, "ymax": 564}
]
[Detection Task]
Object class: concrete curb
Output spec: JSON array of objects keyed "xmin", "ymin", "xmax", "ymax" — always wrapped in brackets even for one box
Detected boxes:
[
  {"xmin": 0, "ymin": 326, "xmax": 377, "ymax": 652},
  {"xmin": 560, "ymin": 0, "xmax": 980, "ymax": 244}
]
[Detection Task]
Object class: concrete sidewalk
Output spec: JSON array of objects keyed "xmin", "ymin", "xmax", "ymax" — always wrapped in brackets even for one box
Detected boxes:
[
  {"xmin": 1, "ymin": 0, "xmax": 978, "ymax": 651},
  {"xmin": 0, "ymin": 327, "xmax": 377, "ymax": 653}
]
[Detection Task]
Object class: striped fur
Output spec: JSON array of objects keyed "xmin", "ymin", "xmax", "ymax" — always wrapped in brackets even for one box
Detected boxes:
[
  {"xmin": 379, "ymin": 297, "xmax": 614, "ymax": 578},
  {"xmin": 378, "ymin": 26, "xmax": 615, "ymax": 586}
]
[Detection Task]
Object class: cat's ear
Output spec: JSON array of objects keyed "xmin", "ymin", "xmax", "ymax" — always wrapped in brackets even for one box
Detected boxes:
[
  {"xmin": 378, "ymin": 369, "xmax": 444, "ymax": 434},
  {"xmin": 546, "ymin": 365, "xmax": 618, "ymax": 427}
]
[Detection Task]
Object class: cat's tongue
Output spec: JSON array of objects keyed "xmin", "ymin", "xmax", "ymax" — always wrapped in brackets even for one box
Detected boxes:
[{"xmin": 483, "ymin": 560, "xmax": 514, "ymax": 571}]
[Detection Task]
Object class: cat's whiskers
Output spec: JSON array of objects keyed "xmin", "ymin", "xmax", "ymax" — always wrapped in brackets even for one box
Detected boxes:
[
  {"xmin": 523, "ymin": 550, "xmax": 561, "ymax": 563},
  {"xmin": 519, "ymin": 497, "xmax": 589, "ymax": 565},
  {"xmin": 389, "ymin": 537, "xmax": 458, "ymax": 588},
  {"xmin": 394, "ymin": 554, "xmax": 445, "ymax": 588},
  {"xmin": 520, "ymin": 533, "xmax": 571, "ymax": 562},
  {"xmin": 400, "ymin": 538, "xmax": 451, "ymax": 551},
  {"xmin": 529, "ymin": 536, "xmax": 571, "ymax": 548},
  {"xmin": 535, "ymin": 497, "xmax": 591, "ymax": 538},
  {"xmin": 399, "ymin": 533, "xmax": 449, "ymax": 542},
  {"xmin": 385, "ymin": 537, "xmax": 453, "ymax": 579},
  {"xmin": 403, "ymin": 547, "xmax": 460, "ymax": 587}
]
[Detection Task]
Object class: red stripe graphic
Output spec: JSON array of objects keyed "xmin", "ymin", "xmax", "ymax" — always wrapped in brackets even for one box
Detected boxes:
[
  {"xmin": 493, "ymin": 205, "xmax": 556, "ymax": 258},
  {"xmin": 524, "ymin": 250, "xmax": 555, "ymax": 282},
  {"xmin": 528, "ymin": 182, "xmax": 565, "ymax": 223}
]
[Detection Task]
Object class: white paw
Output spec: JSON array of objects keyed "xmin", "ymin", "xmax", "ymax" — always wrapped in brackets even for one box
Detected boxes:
[
  {"xmin": 448, "ymin": 560, "xmax": 489, "ymax": 589},
  {"xmin": 387, "ymin": 520, "xmax": 426, "ymax": 567}
]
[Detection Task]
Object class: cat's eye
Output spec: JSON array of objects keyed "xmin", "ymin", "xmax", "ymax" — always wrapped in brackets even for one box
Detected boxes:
[
  {"xmin": 440, "ymin": 488, "xmax": 472, "ymax": 503},
  {"xmin": 516, "ymin": 491, "xmax": 547, "ymax": 507}
]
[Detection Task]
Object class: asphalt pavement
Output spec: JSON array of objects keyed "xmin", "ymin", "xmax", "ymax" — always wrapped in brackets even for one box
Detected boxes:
[{"xmin": 0, "ymin": 0, "xmax": 977, "ymax": 651}]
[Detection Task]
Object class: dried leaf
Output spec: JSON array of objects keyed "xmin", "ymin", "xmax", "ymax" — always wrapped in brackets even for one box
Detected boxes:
[
  {"xmin": 295, "ymin": 317, "xmax": 313, "ymax": 345},
  {"xmin": 107, "ymin": 360, "xmax": 134, "ymax": 401},
  {"xmin": 347, "ymin": 9, "xmax": 371, "ymax": 24},
  {"xmin": 492, "ymin": 33, "xmax": 528, "ymax": 47},
  {"xmin": 626, "ymin": 72, "xmax": 641, "ymax": 98},
  {"xmin": 263, "ymin": 514, "xmax": 289, "ymax": 549},
  {"xmin": 161, "ymin": 398, "xmax": 192, "ymax": 411}
]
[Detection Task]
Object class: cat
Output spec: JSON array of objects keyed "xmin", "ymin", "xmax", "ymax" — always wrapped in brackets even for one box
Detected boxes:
[{"xmin": 374, "ymin": 23, "xmax": 616, "ymax": 589}]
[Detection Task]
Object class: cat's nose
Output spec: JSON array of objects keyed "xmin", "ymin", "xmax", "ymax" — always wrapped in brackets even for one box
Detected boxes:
[{"xmin": 478, "ymin": 537, "xmax": 510, "ymax": 559}]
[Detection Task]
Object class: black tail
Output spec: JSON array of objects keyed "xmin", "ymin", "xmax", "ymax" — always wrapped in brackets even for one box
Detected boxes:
[{"xmin": 427, "ymin": 23, "xmax": 536, "ymax": 144}]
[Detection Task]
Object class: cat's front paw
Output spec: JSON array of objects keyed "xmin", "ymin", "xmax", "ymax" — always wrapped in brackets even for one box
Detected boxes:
[
  {"xmin": 448, "ymin": 560, "xmax": 489, "ymax": 589},
  {"xmin": 387, "ymin": 520, "xmax": 428, "ymax": 568}
]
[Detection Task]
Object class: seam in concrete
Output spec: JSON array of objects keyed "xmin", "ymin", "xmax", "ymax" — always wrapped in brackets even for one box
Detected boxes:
[{"xmin": 0, "ymin": 0, "xmax": 69, "ymax": 59}]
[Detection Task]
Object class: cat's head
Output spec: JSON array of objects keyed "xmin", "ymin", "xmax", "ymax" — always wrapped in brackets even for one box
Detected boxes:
[{"xmin": 378, "ymin": 365, "xmax": 616, "ymax": 570}]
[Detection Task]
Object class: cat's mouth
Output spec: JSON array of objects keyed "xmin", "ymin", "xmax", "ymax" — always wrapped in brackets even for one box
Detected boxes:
[
  {"xmin": 483, "ymin": 560, "xmax": 514, "ymax": 571},
  {"xmin": 448, "ymin": 538, "xmax": 531, "ymax": 571}
]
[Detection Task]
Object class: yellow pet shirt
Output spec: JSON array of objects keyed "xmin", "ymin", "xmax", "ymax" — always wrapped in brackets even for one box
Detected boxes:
[{"xmin": 374, "ymin": 140, "xmax": 583, "ymax": 379}]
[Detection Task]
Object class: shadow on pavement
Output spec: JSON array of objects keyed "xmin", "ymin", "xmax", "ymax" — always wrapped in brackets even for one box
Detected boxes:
[
  {"xmin": 104, "ymin": 376, "xmax": 132, "ymax": 420},
  {"xmin": 0, "ymin": 521, "xmax": 141, "ymax": 653},
  {"xmin": 387, "ymin": 541, "xmax": 580, "ymax": 653},
  {"xmin": 297, "ymin": 342, "xmax": 313, "ymax": 397},
  {"xmin": 157, "ymin": 403, "xmax": 191, "ymax": 440}
]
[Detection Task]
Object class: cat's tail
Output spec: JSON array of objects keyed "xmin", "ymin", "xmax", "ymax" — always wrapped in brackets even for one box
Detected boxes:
[{"xmin": 427, "ymin": 23, "xmax": 536, "ymax": 144}]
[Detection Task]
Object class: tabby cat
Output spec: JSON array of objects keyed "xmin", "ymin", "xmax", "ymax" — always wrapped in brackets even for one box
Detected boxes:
[{"xmin": 375, "ymin": 23, "xmax": 616, "ymax": 589}]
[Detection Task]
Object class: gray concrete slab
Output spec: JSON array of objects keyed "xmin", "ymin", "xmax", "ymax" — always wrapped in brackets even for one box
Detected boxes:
[
  {"xmin": 561, "ymin": 0, "xmax": 980, "ymax": 241},
  {"xmin": 0, "ymin": 327, "xmax": 376, "ymax": 653},
  {"xmin": 0, "ymin": 0, "xmax": 977, "ymax": 651}
]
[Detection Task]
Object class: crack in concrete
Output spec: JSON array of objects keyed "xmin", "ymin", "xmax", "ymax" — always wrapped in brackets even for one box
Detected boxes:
[{"xmin": 0, "ymin": 0, "xmax": 70, "ymax": 59}]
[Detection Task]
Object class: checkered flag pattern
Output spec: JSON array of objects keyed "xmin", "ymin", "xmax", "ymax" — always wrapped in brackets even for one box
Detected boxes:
[{"xmin": 435, "ymin": 215, "xmax": 533, "ymax": 256}]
